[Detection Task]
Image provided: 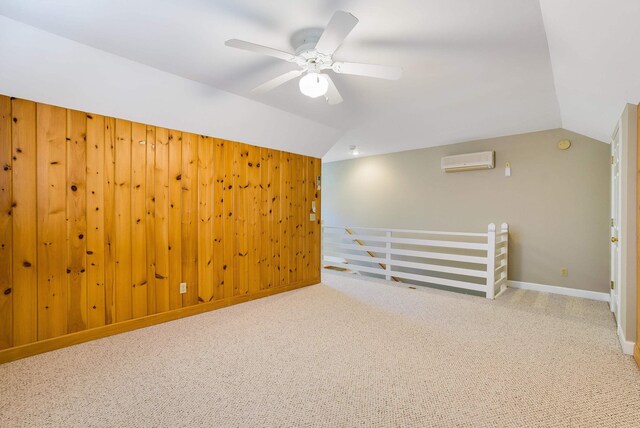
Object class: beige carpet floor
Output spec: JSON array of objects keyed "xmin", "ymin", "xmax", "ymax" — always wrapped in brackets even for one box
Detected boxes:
[{"xmin": 1, "ymin": 272, "xmax": 639, "ymax": 427}]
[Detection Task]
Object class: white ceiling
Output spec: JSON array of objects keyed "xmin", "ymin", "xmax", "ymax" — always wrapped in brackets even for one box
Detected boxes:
[
  {"xmin": 0, "ymin": 0, "xmax": 637, "ymax": 161},
  {"xmin": 539, "ymin": 0, "xmax": 640, "ymax": 144}
]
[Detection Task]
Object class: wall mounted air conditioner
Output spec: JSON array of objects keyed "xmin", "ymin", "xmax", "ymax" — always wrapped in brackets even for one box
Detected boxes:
[{"xmin": 441, "ymin": 151, "xmax": 495, "ymax": 172}]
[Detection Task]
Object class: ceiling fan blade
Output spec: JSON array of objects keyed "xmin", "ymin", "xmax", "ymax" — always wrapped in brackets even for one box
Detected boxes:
[
  {"xmin": 323, "ymin": 74, "xmax": 343, "ymax": 105},
  {"xmin": 314, "ymin": 11, "xmax": 359, "ymax": 55},
  {"xmin": 251, "ymin": 69, "xmax": 303, "ymax": 94},
  {"xmin": 225, "ymin": 39, "xmax": 296, "ymax": 62},
  {"xmin": 332, "ymin": 61, "xmax": 402, "ymax": 80}
]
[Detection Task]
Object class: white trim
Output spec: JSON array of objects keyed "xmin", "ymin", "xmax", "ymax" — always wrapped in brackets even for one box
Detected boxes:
[
  {"xmin": 617, "ymin": 324, "xmax": 635, "ymax": 356},
  {"xmin": 508, "ymin": 280, "xmax": 610, "ymax": 302}
]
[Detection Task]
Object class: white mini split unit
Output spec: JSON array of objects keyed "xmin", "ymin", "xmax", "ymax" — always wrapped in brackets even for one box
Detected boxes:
[{"xmin": 441, "ymin": 151, "xmax": 495, "ymax": 172}]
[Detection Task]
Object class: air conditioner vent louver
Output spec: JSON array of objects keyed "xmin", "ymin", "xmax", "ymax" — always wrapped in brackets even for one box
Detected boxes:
[{"xmin": 441, "ymin": 151, "xmax": 495, "ymax": 172}]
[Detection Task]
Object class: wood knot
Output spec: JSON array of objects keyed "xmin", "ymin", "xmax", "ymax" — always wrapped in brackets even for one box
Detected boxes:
[
  {"xmin": 22, "ymin": 261, "xmax": 31, "ymax": 268},
  {"xmin": 3, "ymin": 288, "xmax": 11, "ymax": 295}
]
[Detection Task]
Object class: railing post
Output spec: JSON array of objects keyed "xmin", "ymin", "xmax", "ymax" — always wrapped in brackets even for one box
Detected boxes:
[
  {"xmin": 501, "ymin": 223, "xmax": 509, "ymax": 292},
  {"xmin": 385, "ymin": 230, "xmax": 392, "ymax": 281},
  {"xmin": 486, "ymin": 223, "xmax": 496, "ymax": 299}
]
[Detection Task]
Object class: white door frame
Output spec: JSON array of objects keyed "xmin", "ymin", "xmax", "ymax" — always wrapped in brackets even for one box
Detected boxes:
[
  {"xmin": 610, "ymin": 125, "xmax": 621, "ymax": 318},
  {"xmin": 612, "ymin": 103, "xmax": 638, "ymax": 355}
]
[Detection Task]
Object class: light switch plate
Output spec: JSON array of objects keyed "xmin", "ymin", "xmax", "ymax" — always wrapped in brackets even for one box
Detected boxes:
[
  {"xmin": 179, "ymin": 282, "xmax": 187, "ymax": 294},
  {"xmin": 311, "ymin": 201, "xmax": 316, "ymax": 213},
  {"xmin": 310, "ymin": 213, "xmax": 316, "ymax": 221}
]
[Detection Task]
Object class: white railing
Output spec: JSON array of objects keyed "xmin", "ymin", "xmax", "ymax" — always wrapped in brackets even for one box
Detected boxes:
[{"xmin": 322, "ymin": 223, "xmax": 509, "ymax": 299}]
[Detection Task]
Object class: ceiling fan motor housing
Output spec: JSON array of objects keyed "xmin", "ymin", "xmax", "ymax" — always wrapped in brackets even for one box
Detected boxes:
[{"xmin": 290, "ymin": 28, "xmax": 332, "ymax": 71}]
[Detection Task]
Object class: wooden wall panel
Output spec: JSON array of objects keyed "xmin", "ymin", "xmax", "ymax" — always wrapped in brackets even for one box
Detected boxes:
[
  {"xmin": 270, "ymin": 150, "xmax": 282, "ymax": 288},
  {"xmin": 197, "ymin": 135, "xmax": 213, "ymax": 303},
  {"xmin": 0, "ymin": 94, "xmax": 321, "ymax": 362},
  {"xmin": 291, "ymin": 154, "xmax": 303, "ymax": 284},
  {"xmin": 11, "ymin": 98, "xmax": 38, "ymax": 345},
  {"xmin": 247, "ymin": 145, "xmax": 261, "ymax": 294},
  {"xmin": 168, "ymin": 130, "xmax": 182, "ymax": 310},
  {"xmin": 234, "ymin": 144, "xmax": 249, "ymax": 296},
  {"xmin": 212, "ymin": 139, "xmax": 225, "ymax": 300},
  {"xmin": 86, "ymin": 113, "xmax": 106, "ymax": 329},
  {"xmin": 181, "ymin": 133, "xmax": 198, "ymax": 307},
  {"xmin": 131, "ymin": 123, "xmax": 148, "ymax": 319},
  {"xmin": 279, "ymin": 152, "xmax": 292, "ymax": 287},
  {"xmin": 145, "ymin": 126, "xmax": 156, "ymax": 315},
  {"xmin": 104, "ymin": 118, "xmax": 116, "ymax": 325},
  {"xmin": 300, "ymin": 156, "xmax": 309, "ymax": 282},
  {"xmin": 311, "ymin": 158, "xmax": 321, "ymax": 278},
  {"xmin": 222, "ymin": 140, "xmax": 235, "ymax": 298},
  {"xmin": 304, "ymin": 158, "xmax": 313, "ymax": 276},
  {"xmin": 66, "ymin": 110, "xmax": 88, "ymax": 333},
  {"xmin": 0, "ymin": 96, "xmax": 12, "ymax": 349},
  {"xmin": 154, "ymin": 127, "xmax": 170, "ymax": 313},
  {"xmin": 114, "ymin": 119, "xmax": 132, "ymax": 322},
  {"xmin": 36, "ymin": 103, "xmax": 68, "ymax": 340},
  {"xmin": 260, "ymin": 148, "xmax": 272, "ymax": 290}
]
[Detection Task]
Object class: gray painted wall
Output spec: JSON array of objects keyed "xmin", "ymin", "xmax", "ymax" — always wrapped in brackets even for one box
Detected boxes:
[{"xmin": 322, "ymin": 129, "xmax": 610, "ymax": 293}]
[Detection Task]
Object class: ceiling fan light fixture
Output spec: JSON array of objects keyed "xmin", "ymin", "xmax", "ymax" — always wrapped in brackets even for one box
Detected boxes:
[{"xmin": 299, "ymin": 72, "xmax": 329, "ymax": 98}]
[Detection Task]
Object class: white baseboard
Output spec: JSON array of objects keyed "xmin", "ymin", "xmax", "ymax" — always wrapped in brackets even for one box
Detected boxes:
[
  {"xmin": 508, "ymin": 280, "xmax": 610, "ymax": 303},
  {"xmin": 617, "ymin": 324, "xmax": 635, "ymax": 355}
]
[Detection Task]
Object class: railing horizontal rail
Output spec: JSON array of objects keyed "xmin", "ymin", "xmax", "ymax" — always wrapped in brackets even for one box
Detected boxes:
[
  {"xmin": 323, "ymin": 241, "xmax": 488, "ymax": 264},
  {"xmin": 323, "ymin": 233, "xmax": 488, "ymax": 250},
  {"xmin": 324, "ymin": 261, "xmax": 487, "ymax": 292},
  {"xmin": 325, "ymin": 252, "xmax": 488, "ymax": 278},
  {"xmin": 323, "ymin": 225, "xmax": 487, "ymax": 237}
]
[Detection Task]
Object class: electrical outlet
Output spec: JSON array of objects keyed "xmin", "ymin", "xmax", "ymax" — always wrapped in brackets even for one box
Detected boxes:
[
  {"xmin": 561, "ymin": 268, "xmax": 568, "ymax": 277},
  {"xmin": 309, "ymin": 213, "xmax": 316, "ymax": 221},
  {"xmin": 179, "ymin": 282, "xmax": 187, "ymax": 294}
]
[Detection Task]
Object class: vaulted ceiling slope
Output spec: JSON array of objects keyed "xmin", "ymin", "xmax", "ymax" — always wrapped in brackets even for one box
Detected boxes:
[
  {"xmin": 0, "ymin": 14, "xmax": 342, "ymax": 158},
  {"xmin": 539, "ymin": 0, "xmax": 640, "ymax": 144},
  {"xmin": 0, "ymin": 1, "xmax": 638, "ymax": 162}
]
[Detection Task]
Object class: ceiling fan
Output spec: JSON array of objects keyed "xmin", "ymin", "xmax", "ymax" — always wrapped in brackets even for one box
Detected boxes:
[{"xmin": 225, "ymin": 11, "xmax": 402, "ymax": 105}]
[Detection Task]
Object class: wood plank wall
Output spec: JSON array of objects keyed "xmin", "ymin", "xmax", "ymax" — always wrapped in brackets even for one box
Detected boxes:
[{"xmin": 0, "ymin": 94, "xmax": 321, "ymax": 354}]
